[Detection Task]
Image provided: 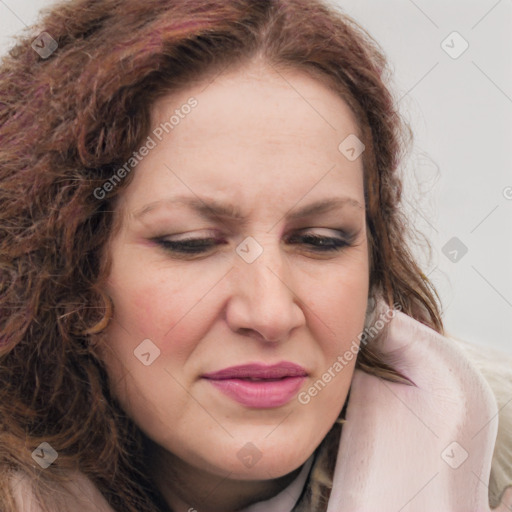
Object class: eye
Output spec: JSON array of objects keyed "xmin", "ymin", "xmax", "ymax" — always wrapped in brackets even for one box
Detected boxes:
[
  {"xmin": 153, "ymin": 229, "xmax": 353, "ymax": 257},
  {"xmin": 153, "ymin": 236, "xmax": 223, "ymax": 255},
  {"xmin": 286, "ymin": 231, "xmax": 352, "ymax": 252}
]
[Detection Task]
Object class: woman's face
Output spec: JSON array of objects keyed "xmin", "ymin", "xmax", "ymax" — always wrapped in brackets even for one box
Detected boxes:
[{"xmin": 100, "ymin": 60, "xmax": 369, "ymax": 482}]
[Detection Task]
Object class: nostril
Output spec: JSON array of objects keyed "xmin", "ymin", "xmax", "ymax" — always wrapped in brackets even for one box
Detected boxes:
[{"xmin": 237, "ymin": 327, "xmax": 282, "ymax": 344}]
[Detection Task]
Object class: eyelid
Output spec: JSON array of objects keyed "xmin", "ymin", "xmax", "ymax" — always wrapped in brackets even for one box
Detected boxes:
[
  {"xmin": 159, "ymin": 229, "xmax": 221, "ymax": 241},
  {"xmin": 152, "ymin": 227, "xmax": 359, "ymax": 259},
  {"xmin": 160, "ymin": 227, "xmax": 353, "ymax": 242},
  {"xmin": 292, "ymin": 227, "xmax": 350, "ymax": 236},
  {"xmin": 289, "ymin": 226, "xmax": 358, "ymax": 242}
]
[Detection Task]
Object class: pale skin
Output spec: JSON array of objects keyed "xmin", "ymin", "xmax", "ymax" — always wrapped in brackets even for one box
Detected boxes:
[{"xmin": 98, "ymin": 58, "xmax": 370, "ymax": 512}]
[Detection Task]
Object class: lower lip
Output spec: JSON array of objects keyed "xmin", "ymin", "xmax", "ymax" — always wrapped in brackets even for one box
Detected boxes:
[{"xmin": 204, "ymin": 376, "xmax": 306, "ymax": 408}]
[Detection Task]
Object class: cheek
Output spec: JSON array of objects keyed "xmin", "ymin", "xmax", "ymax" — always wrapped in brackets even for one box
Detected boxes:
[
  {"xmin": 105, "ymin": 257, "xmax": 218, "ymax": 358},
  {"xmin": 311, "ymin": 263, "xmax": 369, "ymax": 348},
  {"xmin": 99, "ymin": 269, "xmax": 203, "ymax": 431}
]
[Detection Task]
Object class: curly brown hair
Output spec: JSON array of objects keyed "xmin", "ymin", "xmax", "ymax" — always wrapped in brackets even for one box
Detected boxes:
[{"xmin": 0, "ymin": 0, "xmax": 443, "ymax": 510}]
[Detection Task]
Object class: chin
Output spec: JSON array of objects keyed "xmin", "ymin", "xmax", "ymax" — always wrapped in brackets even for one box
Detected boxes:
[{"xmin": 214, "ymin": 439, "xmax": 313, "ymax": 481}]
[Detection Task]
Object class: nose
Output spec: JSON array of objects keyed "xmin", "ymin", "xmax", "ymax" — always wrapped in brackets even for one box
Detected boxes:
[{"xmin": 225, "ymin": 237, "xmax": 306, "ymax": 343}]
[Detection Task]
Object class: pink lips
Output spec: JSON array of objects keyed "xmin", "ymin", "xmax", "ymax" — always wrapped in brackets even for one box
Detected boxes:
[{"xmin": 202, "ymin": 362, "xmax": 307, "ymax": 408}]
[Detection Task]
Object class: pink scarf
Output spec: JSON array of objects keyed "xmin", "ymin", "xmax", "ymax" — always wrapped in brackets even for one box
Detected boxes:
[{"xmin": 327, "ymin": 309, "xmax": 505, "ymax": 511}]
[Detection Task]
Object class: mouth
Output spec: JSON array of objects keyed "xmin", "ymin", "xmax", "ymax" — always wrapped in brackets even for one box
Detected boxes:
[{"xmin": 202, "ymin": 362, "xmax": 308, "ymax": 408}]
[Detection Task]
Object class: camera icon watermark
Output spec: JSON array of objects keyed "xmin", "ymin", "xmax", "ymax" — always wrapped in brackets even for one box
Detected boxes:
[
  {"xmin": 237, "ymin": 442, "xmax": 262, "ymax": 468},
  {"xmin": 31, "ymin": 442, "xmax": 58, "ymax": 469},
  {"xmin": 442, "ymin": 236, "xmax": 468, "ymax": 263},
  {"xmin": 31, "ymin": 32, "xmax": 58, "ymax": 59},
  {"xmin": 441, "ymin": 31, "xmax": 469, "ymax": 60},
  {"xmin": 441, "ymin": 441, "xmax": 468, "ymax": 469},
  {"xmin": 338, "ymin": 134, "xmax": 365, "ymax": 161},
  {"xmin": 134, "ymin": 338, "xmax": 161, "ymax": 366},
  {"xmin": 236, "ymin": 236, "xmax": 263, "ymax": 264}
]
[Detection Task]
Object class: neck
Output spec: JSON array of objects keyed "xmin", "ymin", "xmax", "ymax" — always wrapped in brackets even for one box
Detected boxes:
[{"xmin": 145, "ymin": 439, "xmax": 304, "ymax": 512}]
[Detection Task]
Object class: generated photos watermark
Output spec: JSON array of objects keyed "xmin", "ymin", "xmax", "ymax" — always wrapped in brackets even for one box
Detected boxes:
[
  {"xmin": 297, "ymin": 302, "xmax": 402, "ymax": 405},
  {"xmin": 93, "ymin": 97, "xmax": 198, "ymax": 200}
]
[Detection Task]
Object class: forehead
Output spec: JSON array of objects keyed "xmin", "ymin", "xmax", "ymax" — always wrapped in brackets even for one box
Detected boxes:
[
  {"xmin": 151, "ymin": 59, "xmax": 361, "ymax": 140},
  {"xmin": 120, "ymin": 60, "xmax": 365, "ymax": 217}
]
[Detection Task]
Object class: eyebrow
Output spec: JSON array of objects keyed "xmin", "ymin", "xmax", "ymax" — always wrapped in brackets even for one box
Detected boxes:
[{"xmin": 132, "ymin": 195, "xmax": 364, "ymax": 226}]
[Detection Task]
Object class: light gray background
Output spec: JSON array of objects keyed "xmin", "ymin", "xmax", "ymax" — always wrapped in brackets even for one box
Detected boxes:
[{"xmin": 1, "ymin": 0, "xmax": 511, "ymax": 353}]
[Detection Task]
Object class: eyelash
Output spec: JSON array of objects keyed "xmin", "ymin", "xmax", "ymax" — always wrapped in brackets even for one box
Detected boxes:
[{"xmin": 153, "ymin": 232, "xmax": 353, "ymax": 256}]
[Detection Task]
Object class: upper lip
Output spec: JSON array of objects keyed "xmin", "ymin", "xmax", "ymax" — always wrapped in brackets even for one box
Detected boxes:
[{"xmin": 202, "ymin": 362, "xmax": 308, "ymax": 380}]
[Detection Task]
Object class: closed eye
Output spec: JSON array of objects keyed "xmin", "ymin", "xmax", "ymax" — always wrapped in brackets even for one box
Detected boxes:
[
  {"xmin": 286, "ymin": 232, "xmax": 350, "ymax": 251},
  {"xmin": 153, "ymin": 230, "xmax": 354, "ymax": 258}
]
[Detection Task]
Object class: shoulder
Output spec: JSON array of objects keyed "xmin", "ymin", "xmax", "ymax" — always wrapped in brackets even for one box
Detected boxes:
[
  {"xmin": 447, "ymin": 334, "xmax": 512, "ymax": 508},
  {"xmin": 8, "ymin": 469, "xmax": 115, "ymax": 512}
]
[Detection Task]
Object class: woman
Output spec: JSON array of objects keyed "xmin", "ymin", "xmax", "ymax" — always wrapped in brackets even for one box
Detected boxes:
[{"xmin": 1, "ymin": 0, "xmax": 511, "ymax": 510}]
